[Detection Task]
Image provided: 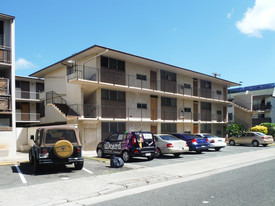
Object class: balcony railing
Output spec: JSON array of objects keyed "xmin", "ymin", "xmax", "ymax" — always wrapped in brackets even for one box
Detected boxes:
[
  {"xmin": 67, "ymin": 65, "xmax": 226, "ymax": 101},
  {"xmin": 253, "ymin": 103, "xmax": 272, "ymax": 111},
  {"xmin": 16, "ymin": 91, "xmax": 41, "ymax": 100},
  {"xmin": 16, "ymin": 113, "xmax": 40, "ymax": 122},
  {"xmin": 0, "ymin": 46, "xmax": 11, "ymax": 64},
  {"xmin": 68, "ymin": 104, "xmax": 227, "ymax": 122}
]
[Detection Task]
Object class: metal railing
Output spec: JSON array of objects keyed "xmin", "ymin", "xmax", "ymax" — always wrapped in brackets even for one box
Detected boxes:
[
  {"xmin": 67, "ymin": 65, "xmax": 227, "ymax": 101},
  {"xmin": 0, "ymin": 46, "xmax": 11, "ymax": 64},
  {"xmin": 253, "ymin": 103, "xmax": 272, "ymax": 111},
  {"xmin": 68, "ymin": 104, "xmax": 227, "ymax": 122},
  {"xmin": 46, "ymin": 91, "xmax": 67, "ymax": 105},
  {"xmin": 16, "ymin": 113, "xmax": 40, "ymax": 122},
  {"xmin": 15, "ymin": 91, "xmax": 41, "ymax": 100}
]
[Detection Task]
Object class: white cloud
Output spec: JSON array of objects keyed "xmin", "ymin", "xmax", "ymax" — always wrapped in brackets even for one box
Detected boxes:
[
  {"xmin": 15, "ymin": 58, "xmax": 36, "ymax": 70},
  {"xmin": 227, "ymin": 8, "xmax": 234, "ymax": 19},
  {"xmin": 236, "ymin": 0, "xmax": 275, "ymax": 37}
]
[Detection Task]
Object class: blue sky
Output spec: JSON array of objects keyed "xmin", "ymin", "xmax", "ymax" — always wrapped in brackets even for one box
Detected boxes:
[{"xmin": 2, "ymin": 0, "xmax": 275, "ymax": 87}]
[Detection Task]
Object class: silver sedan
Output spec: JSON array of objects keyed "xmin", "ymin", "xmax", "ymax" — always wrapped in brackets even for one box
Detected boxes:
[{"xmin": 154, "ymin": 134, "xmax": 189, "ymax": 157}]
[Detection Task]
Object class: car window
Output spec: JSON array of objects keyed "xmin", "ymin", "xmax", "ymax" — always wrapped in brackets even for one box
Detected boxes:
[
  {"xmin": 45, "ymin": 129, "xmax": 77, "ymax": 144},
  {"xmin": 241, "ymin": 133, "xmax": 246, "ymax": 137},
  {"xmin": 160, "ymin": 135, "xmax": 180, "ymax": 141},
  {"xmin": 136, "ymin": 133, "xmax": 153, "ymax": 140},
  {"xmin": 117, "ymin": 134, "xmax": 124, "ymax": 141},
  {"xmin": 108, "ymin": 134, "xmax": 118, "ymax": 141},
  {"xmin": 247, "ymin": 133, "xmax": 254, "ymax": 137}
]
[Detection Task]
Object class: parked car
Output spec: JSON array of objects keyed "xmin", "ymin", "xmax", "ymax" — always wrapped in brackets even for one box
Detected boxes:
[
  {"xmin": 172, "ymin": 133, "xmax": 210, "ymax": 153},
  {"xmin": 154, "ymin": 134, "xmax": 189, "ymax": 157},
  {"xmin": 228, "ymin": 132, "xmax": 274, "ymax": 147},
  {"xmin": 194, "ymin": 133, "xmax": 226, "ymax": 151},
  {"xmin": 29, "ymin": 125, "xmax": 84, "ymax": 172},
  {"xmin": 96, "ymin": 131, "xmax": 156, "ymax": 162}
]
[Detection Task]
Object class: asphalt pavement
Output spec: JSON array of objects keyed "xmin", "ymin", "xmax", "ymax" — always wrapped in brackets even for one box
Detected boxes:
[{"xmin": 1, "ymin": 147, "xmax": 275, "ymax": 206}]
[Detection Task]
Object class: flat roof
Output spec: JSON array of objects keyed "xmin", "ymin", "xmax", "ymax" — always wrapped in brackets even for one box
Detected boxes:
[
  {"xmin": 228, "ymin": 83, "xmax": 275, "ymax": 94},
  {"xmin": 0, "ymin": 13, "xmax": 15, "ymax": 20},
  {"xmin": 30, "ymin": 44, "xmax": 239, "ymax": 87}
]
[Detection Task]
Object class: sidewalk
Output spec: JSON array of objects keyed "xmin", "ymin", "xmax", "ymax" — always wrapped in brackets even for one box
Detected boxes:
[{"xmin": 1, "ymin": 147, "xmax": 275, "ymax": 206}]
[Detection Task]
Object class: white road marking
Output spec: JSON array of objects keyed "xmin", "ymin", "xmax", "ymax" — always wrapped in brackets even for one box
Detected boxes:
[
  {"xmin": 15, "ymin": 164, "xmax": 27, "ymax": 184},
  {"xmin": 61, "ymin": 177, "xmax": 69, "ymax": 180},
  {"xmin": 83, "ymin": 167, "xmax": 94, "ymax": 174},
  {"xmin": 202, "ymin": 201, "xmax": 209, "ymax": 204}
]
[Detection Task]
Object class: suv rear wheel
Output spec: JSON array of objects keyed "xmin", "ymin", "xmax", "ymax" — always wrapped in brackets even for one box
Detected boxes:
[
  {"xmin": 74, "ymin": 162, "xmax": 84, "ymax": 170},
  {"xmin": 122, "ymin": 151, "xmax": 130, "ymax": 162}
]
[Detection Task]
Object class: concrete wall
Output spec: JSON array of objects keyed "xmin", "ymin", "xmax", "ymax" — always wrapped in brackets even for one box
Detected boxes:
[{"xmin": 234, "ymin": 94, "xmax": 253, "ymax": 110}]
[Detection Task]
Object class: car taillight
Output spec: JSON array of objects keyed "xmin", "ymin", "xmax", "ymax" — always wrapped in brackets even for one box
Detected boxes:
[
  {"xmin": 77, "ymin": 147, "xmax": 81, "ymax": 153},
  {"xmin": 211, "ymin": 140, "xmax": 215, "ymax": 143},
  {"xmin": 42, "ymin": 149, "xmax": 47, "ymax": 154},
  {"xmin": 186, "ymin": 142, "xmax": 188, "ymax": 147},
  {"xmin": 167, "ymin": 143, "xmax": 174, "ymax": 148},
  {"xmin": 134, "ymin": 150, "xmax": 139, "ymax": 153},
  {"xmin": 132, "ymin": 137, "xmax": 137, "ymax": 145},
  {"xmin": 191, "ymin": 139, "xmax": 197, "ymax": 144},
  {"xmin": 206, "ymin": 138, "xmax": 209, "ymax": 142}
]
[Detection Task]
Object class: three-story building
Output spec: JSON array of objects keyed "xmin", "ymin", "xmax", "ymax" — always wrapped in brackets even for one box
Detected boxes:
[{"xmin": 31, "ymin": 45, "xmax": 238, "ymax": 150}]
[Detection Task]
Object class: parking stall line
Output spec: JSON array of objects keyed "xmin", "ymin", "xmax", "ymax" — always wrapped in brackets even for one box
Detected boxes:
[
  {"xmin": 82, "ymin": 167, "xmax": 94, "ymax": 174},
  {"xmin": 15, "ymin": 164, "xmax": 27, "ymax": 184}
]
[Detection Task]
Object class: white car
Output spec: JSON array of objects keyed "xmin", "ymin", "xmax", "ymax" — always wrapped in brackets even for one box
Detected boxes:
[
  {"xmin": 194, "ymin": 133, "xmax": 226, "ymax": 151},
  {"xmin": 154, "ymin": 134, "xmax": 189, "ymax": 157}
]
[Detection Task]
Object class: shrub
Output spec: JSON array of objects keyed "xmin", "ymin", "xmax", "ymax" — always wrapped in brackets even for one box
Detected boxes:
[
  {"xmin": 250, "ymin": 125, "xmax": 268, "ymax": 134},
  {"xmin": 260, "ymin": 123, "xmax": 275, "ymax": 139},
  {"xmin": 226, "ymin": 123, "xmax": 245, "ymax": 137}
]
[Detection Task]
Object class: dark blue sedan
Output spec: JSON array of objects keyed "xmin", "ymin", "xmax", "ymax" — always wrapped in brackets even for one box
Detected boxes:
[{"xmin": 172, "ymin": 133, "xmax": 210, "ymax": 153}]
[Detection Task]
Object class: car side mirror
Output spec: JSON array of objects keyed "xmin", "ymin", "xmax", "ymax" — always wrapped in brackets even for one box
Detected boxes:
[{"xmin": 30, "ymin": 135, "xmax": 34, "ymax": 140}]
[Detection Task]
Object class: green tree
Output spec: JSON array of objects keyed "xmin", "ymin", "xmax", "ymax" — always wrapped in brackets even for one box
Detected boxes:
[{"xmin": 226, "ymin": 123, "xmax": 245, "ymax": 137}]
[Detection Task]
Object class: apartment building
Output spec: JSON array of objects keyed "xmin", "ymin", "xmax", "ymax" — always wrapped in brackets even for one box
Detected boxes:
[
  {"xmin": 0, "ymin": 13, "xmax": 16, "ymax": 159},
  {"xmin": 229, "ymin": 83, "xmax": 275, "ymax": 126},
  {"xmin": 15, "ymin": 76, "xmax": 44, "ymax": 127},
  {"xmin": 31, "ymin": 45, "xmax": 238, "ymax": 150}
]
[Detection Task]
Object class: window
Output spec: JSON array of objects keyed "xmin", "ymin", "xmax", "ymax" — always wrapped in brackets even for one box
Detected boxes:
[
  {"xmin": 228, "ymin": 113, "xmax": 233, "ymax": 121},
  {"xmin": 102, "ymin": 122, "xmax": 126, "ymax": 133},
  {"xmin": 101, "ymin": 89, "xmax": 125, "ymax": 102},
  {"xmin": 0, "ymin": 21, "xmax": 3, "ymax": 46},
  {"xmin": 136, "ymin": 74, "xmax": 147, "ymax": 81},
  {"xmin": 16, "ymin": 102, "xmax": 21, "ymax": 110},
  {"xmin": 161, "ymin": 123, "xmax": 177, "ymax": 133},
  {"xmin": 184, "ymin": 84, "xmax": 191, "ymax": 89},
  {"xmin": 184, "ymin": 108, "xmax": 191, "ymax": 112},
  {"xmin": 161, "ymin": 70, "xmax": 176, "ymax": 81},
  {"xmin": 217, "ymin": 110, "xmax": 222, "ymax": 115},
  {"xmin": 201, "ymin": 80, "xmax": 211, "ymax": 89},
  {"xmin": 137, "ymin": 103, "xmax": 147, "ymax": 109},
  {"xmin": 161, "ymin": 97, "xmax": 177, "ymax": 107},
  {"xmin": 101, "ymin": 56, "xmax": 125, "ymax": 72},
  {"xmin": 0, "ymin": 115, "xmax": 11, "ymax": 127},
  {"xmin": 217, "ymin": 90, "xmax": 222, "ymax": 95},
  {"xmin": 16, "ymin": 80, "xmax": 21, "ymax": 88}
]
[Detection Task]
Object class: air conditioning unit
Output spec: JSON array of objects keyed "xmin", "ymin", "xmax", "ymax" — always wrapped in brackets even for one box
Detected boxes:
[{"xmin": 0, "ymin": 97, "xmax": 9, "ymax": 111}]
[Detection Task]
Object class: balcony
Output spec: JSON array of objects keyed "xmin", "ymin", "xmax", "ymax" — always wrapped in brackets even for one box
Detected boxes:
[
  {"xmin": 67, "ymin": 65, "xmax": 226, "ymax": 101},
  {"xmin": 0, "ymin": 46, "xmax": 11, "ymax": 64},
  {"xmin": 16, "ymin": 112, "xmax": 40, "ymax": 122},
  {"xmin": 253, "ymin": 103, "xmax": 272, "ymax": 111},
  {"xmin": 68, "ymin": 104, "xmax": 227, "ymax": 123},
  {"xmin": 16, "ymin": 91, "xmax": 41, "ymax": 100}
]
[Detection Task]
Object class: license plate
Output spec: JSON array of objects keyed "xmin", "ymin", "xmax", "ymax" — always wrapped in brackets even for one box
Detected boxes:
[
  {"xmin": 201, "ymin": 145, "xmax": 205, "ymax": 147},
  {"xmin": 145, "ymin": 153, "xmax": 151, "ymax": 156}
]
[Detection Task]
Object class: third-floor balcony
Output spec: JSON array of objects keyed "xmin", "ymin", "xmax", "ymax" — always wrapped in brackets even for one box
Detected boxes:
[
  {"xmin": 67, "ymin": 65, "xmax": 227, "ymax": 101},
  {"xmin": 0, "ymin": 46, "xmax": 11, "ymax": 64}
]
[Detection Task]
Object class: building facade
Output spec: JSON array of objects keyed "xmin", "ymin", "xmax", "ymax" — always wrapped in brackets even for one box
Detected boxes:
[
  {"xmin": 15, "ymin": 76, "xmax": 44, "ymax": 127},
  {"xmin": 228, "ymin": 83, "xmax": 275, "ymax": 126},
  {"xmin": 31, "ymin": 45, "xmax": 238, "ymax": 150},
  {"xmin": 0, "ymin": 13, "xmax": 16, "ymax": 159}
]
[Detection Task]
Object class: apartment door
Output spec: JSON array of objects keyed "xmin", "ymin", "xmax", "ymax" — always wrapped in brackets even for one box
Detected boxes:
[
  {"xmin": 84, "ymin": 128, "xmax": 97, "ymax": 151},
  {"xmin": 150, "ymin": 96, "xmax": 158, "ymax": 120},
  {"xmin": 21, "ymin": 102, "xmax": 30, "ymax": 121},
  {"xmin": 193, "ymin": 78, "xmax": 198, "ymax": 96},
  {"xmin": 223, "ymin": 107, "xmax": 227, "ymax": 122},
  {"xmin": 223, "ymin": 87, "xmax": 227, "ymax": 101},
  {"xmin": 193, "ymin": 124, "xmax": 198, "ymax": 134},
  {"xmin": 151, "ymin": 126, "xmax": 157, "ymax": 134},
  {"xmin": 21, "ymin": 81, "xmax": 30, "ymax": 99},
  {"xmin": 193, "ymin": 101, "xmax": 198, "ymax": 121},
  {"xmin": 150, "ymin": 71, "xmax": 157, "ymax": 90}
]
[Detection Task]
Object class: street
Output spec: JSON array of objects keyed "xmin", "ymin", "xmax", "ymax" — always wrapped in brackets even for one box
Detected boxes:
[{"xmin": 91, "ymin": 158, "xmax": 275, "ymax": 206}]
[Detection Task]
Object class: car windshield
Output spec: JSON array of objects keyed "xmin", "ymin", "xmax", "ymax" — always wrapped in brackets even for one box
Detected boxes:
[
  {"xmin": 45, "ymin": 129, "xmax": 77, "ymax": 144},
  {"xmin": 255, "ymin": 132, "xmax": 265, "ymax": 136},
  {"xmin": 160, "ymin": 135, "xmax": 180, "ymax": 141}
]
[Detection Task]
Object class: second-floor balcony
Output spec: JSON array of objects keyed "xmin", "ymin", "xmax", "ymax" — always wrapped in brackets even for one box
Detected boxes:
[
  {"xmin": 16, "ymin": 112, "xmax": 40, "ymax": 122},
  {"xmin": 253, "ymin": 103, "xmax": 272, "ymax": 111},
  {"xmin": 67, "ymin": 65, "xmax": 227, "ymax": 101},
  {"xmin": 68, "ymin": 104, "xmax": 227, "ymax": 123},
  {"xmin": 0, "ymin": 46, "xmax": 11, "ymax": 64},
  {"xmin": 16, "ymin": 90, "xmax": 41, "ymax": 100}
]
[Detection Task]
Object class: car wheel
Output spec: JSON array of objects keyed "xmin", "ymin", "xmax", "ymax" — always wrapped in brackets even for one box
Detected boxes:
[
  {"xmin": 263, "ymin": 144, "xmax": 268, "ymax": 147},
  {"xmin": 229, "ymin": 140, "xmax": 235, "ymax": 146},
  {"xmin": 156, "ymin": 148, "xmax": 162, "ymax": 157},
  {"xmin": 29, "ymin": 150, "xmax": 34, "ymax": 165},
  {"xmin": 121, "ymin": 151, "xmax": 130, "ymax": 162},
  {"xmin": 196, "ymin": 150, "xmax": 202, "ymax": 154},
  {"xmin": 252, "ymin": 140, "xmax": 259, "ymax": 147},
  {"xmin": 74, "ymin": 161, "xmax": 84, "ymax": 170},
  {"xmin": 33, "ymin": 157, "xmax": 40, "ymax": 173},
  {"xmin": 147, "ymin": 156, "xmax": 154, "ymax": 161},
  {"xmin": 173, "ymin": 153, "xmax": 181, "ymax": 158},
  {"xmin": 214, "ymin": 147, "xmax": 221, "ymax": 151},
  {"xmin": 97, "ymin": 148, "xmax": 104, "ymax": 158}
]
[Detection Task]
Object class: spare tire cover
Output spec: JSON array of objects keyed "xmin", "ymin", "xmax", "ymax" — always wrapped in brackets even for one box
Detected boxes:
[{"xmin": 54, "ymin": 140, "xmax": 73, "ymax": 158}]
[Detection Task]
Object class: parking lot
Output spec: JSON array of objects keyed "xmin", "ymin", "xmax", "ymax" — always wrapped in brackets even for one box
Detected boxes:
[{"xmin": 0, "ymin": 145, "xmax": 273, "ymax": 191}]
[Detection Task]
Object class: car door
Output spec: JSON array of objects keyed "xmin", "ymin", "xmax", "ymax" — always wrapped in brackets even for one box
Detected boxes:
[
  {"xmin": 235, "ymin": 133, "xmax": 246, "ymax": 144},
  {"xmin": 245, "ymin": 132, "xmax": 255, "ymax": 145},
  {"xmin": 104, "ymin": 134, "xmax": 118, "ymax": 155}
]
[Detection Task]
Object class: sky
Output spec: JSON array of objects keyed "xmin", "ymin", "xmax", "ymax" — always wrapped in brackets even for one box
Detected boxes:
[{"xmin": 2, "ymin": 0, "xmax": 275, "ymax": 88}]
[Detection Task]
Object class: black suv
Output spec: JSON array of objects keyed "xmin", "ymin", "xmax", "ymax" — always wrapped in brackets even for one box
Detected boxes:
[
  {"xmin": 29, "ymin": 125, "xmax": 84, "ymax": 172},
  {"xmin": 96, "ymin": 132, "xmax": 157, "ymax": 162}
]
